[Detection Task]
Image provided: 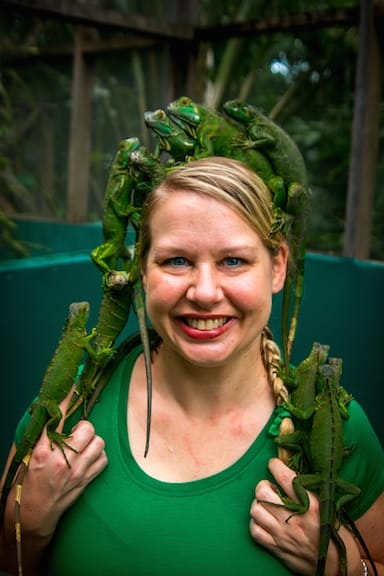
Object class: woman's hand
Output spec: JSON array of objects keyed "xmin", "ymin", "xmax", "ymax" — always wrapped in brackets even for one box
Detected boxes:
[
  {"xmin": 249, "ymin": 458, "xmax": 362, "ymax": 576},
  {"xmin": 0, "ymin": 386, "xmax": 108, "ymax": 576},
  {"xmin": 0, "ymin": 388, "xmax": 108, "ymax": 574},
  {"xmin": 18, "ymin": 389, "xmax": 108, "ymax": 539}
]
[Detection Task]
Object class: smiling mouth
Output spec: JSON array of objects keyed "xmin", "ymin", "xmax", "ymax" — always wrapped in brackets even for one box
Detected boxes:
[{"xmin": 183, "ymin": 317, "xmax": 230, "ymax": 331}]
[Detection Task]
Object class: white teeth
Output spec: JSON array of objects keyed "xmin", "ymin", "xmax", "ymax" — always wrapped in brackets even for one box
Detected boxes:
[{"xmin": 186, "ymin": 317, "xmax": 228, "ymax": 330}]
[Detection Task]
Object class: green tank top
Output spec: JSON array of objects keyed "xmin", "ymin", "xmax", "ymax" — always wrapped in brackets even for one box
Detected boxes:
[{"xmin": 15, "ymin": 345, "xmax": 384, "ymax": 575}]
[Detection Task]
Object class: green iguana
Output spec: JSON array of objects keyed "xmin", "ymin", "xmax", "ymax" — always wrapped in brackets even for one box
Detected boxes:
[
  {"xmin": 0, "ymin": 302, "xmax": 96, "ymax": 576},
  {"xmin": 129, "ymin": 144, "xmax": 166, "ymax": 209},
  {"xmin": 276, "ymin": 342, "xmax": 330, "ymax": 473},
  {"xmin": 90, "ymin": 141, "xmax": 160, "ymax": 456},
  {"xmin": 166, "ymin": 96, "xmax": 259, "ymax": 161},
  {"xmin": 67, "ymin": 276, "xmax": 133, "ymax": 418},
  {"xmin": 224, "ymin": 98, "xmax": 312, "ymax": 368},
  {"xmin": 90, "ymin": 137, "xmax": 141, "ymax": 276},
  {"xmin": 223, "ymin": 98, "xmax": 308, "ymax": 192},
  {"xmin": 268, "ymin": 358, "xmax": 361, "ymax": 576},
  {"xmin": 166, "ymin": 96, "xmax": 289, "ymax": 216}
]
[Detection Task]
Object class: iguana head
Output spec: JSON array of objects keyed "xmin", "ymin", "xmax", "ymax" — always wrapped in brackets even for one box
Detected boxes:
[
  {"xmin": 167, "ymin": 96, "xmax": 200, "ymax": 138},
  {"xmin": 117, "ymin": 137, "xmax": 141, "ymax": 168},
  {"xmin": 130, "ymin": 146, "xmax": 162, "ymax": 176},
  {"xmin": 144, "ymin": 109, "xmax": 174, "ymax": 137},
  {"xmin": 223, "ymin": 99, "xmax": 261, "ymax": 126},
  {"xmin": 144, "ymin": 108, "xmax": 196, "ymax": 159},
  {"xmin": 130, "ymin": 147, "xmax": 166, "ymax": 205}
]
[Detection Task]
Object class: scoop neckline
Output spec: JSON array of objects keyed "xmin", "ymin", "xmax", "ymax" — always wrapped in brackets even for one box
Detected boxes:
[{"xmin": 117, "ymin": 345, "xmax": 277, "ymax": 494}]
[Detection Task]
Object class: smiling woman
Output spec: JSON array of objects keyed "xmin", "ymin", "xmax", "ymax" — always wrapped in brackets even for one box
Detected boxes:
[
  {"xmin": 139, "ymin": 163, "xmax": 288, "ymax": 369},
  {"xmin": 1, "ymin": 156, "xmax": 384, "ymax": 576}
]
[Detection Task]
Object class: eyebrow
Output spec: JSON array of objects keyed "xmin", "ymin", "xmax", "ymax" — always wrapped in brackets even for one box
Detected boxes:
[{"xmin": 152, "ymin": 244, "xmax": 258, "ymax": 257}]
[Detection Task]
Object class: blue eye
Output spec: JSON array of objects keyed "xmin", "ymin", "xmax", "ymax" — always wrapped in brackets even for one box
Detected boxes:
[
  {"xmin": 166, "ymin": 257, "xmax": 188, "ymax": 267},
  {"xmin": 224, "ymin": 257, "xmax": 242, "ymax": 267}
]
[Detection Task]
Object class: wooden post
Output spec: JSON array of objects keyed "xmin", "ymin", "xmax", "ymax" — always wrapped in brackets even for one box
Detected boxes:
[
  {"xmin": 67, "ymin": 26, "xmax": 93, "ymax": 223},
  {"xmin": 168, "ymin": 0, "xmax": 199, "ymax": 101},
  {"xmin": 40, "ymin": 105, "xmax": 55, "ymax": 216},
  {"xmin": 344, "ymin": 0, "xmax": 381, "ymax": 259}
]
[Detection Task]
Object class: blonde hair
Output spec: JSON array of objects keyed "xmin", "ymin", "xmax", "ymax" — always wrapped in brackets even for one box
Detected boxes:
[
  {"xmin": 138, "ymin": 156, "xmax": 291, "ymax": 456},
  {"xmin": 139, "ymin": 156, "xmax": 282, "ymax": 263}
]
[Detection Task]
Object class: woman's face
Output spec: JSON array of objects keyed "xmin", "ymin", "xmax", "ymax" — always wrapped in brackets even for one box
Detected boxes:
[{"xmin": 142, "ymin": 190, "xmax": 288, "ymax": 368}]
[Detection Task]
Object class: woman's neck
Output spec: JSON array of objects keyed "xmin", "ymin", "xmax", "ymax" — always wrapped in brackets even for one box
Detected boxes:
[
  {"xmin": 151, "ymin": 341, "xmax": 274, "ymax": 418},
  {"xmin": 128, "ymin": 348, "xmax": 276, "ymax": 481}
]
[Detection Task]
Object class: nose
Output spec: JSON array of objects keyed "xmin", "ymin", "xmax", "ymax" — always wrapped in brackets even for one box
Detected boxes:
[{"xmin": 186, "ymin": 264, "xmax": 223, "ymax": 306}]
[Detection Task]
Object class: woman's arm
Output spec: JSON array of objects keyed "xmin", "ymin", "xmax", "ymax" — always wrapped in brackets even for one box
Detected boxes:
[
  {"xmin": 0, "ymin": 393, "xmax": 108, "ymax": 575},
  {"xmin": 250, "ymin": 458, "xmax": 384, "ymax": 576}
]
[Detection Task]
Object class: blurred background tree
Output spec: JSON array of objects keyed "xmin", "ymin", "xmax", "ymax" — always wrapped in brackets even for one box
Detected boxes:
[{"xmin": 0, "ymin": 0, "xmax": 382, "ymax": 259}]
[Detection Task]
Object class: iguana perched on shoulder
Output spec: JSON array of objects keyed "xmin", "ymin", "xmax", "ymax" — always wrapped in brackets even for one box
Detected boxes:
[
  {"xmin": 88, "ymin": 139, "xmax": 155, "ymax": 450},
  {"xmin": 275, "ymin": 341, "xmax": 330, "ymax": 473},
  {"xmin": 1, "ymin": 138, "xmax": 159, "ymax": 575},
  {"xmin": 0, "ymin": 302, "xmax": 97, "ymax": 576},
  {"xmin": 67, "ymin": 274, "xmax": 133, "ymax": 419},
  {"xmin": 268, "ymin": 355, "xmax": 361, "ymax": 576},
  {"xmin": 2, "ymin": 302, "xmax": 94, "ymax": 482},
  {"xmin": 303, "ymin": 361, "xmax": 360, "ymax": 576}
]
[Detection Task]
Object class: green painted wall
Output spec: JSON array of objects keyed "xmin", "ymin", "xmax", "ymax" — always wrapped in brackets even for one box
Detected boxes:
[{"xmin": 1, "ymin": 221, "xmax": 383, "ymax": 472}]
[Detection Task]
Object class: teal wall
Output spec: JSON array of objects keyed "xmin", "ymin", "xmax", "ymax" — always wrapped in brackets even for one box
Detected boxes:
[{"xmin": 1, "ymin": 221, "xmax": 383, "ymax": 471}]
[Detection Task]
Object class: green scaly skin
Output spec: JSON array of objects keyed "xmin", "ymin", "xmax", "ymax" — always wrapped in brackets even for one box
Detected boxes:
[
  {"xmin": 144, "ymin": 108, "xmax": 196, "ymax": 163},
  {"xmin": 91, "ymin": 137, "xmax": 141, "ymax": 275},
  {"xmin": 129, "ymin": 145, "xmax": 166, "ymax": 208},
  {"xmin": 68, "ymin": 275, "xmax": 133, "ymax": 418},
  {"xmin": 305, "ymin": 362, "xmax": 360, "ymax": 576},
  {"xmin": 132, "ymin": 275, "xmax": 152, "ymax": 457},
  {"xmin": 166, "ymin": 96, "xmax": 289, "ymax": 214},
  {"xmin": 266, "ymin": 359, "xmax": 360, "ymax": 576},
  {"xmin": 0, "ymin": 302, "xmax": 94, "ymax": 522},
  {"xmin": 223, "ymin": 99, "xmax": 308, "ymax": 190},
  {"xmin": 276, "ymin": 342, "xmax": 330, "ymax": 473},
  {"xmin": 167, "ymin": 96, "xmax": 254, "ymax": 159},
  {"xmin": 167, "ymin": 95, "xmax": 283, "ymax": 181},
  {"xmin": 106, "ymin": 144, "xmax": 166, "ymax": 457},
  {"xmin": 283, "ymin": 181, "xmax": 312, "ymax": 363},
  {"xmin": 90, "ymin": 142, "xmax": 160, "ymax": 456},
  {"xmin": 127, "ymin": 147, "xmax": 167, "ymax": 450},
  {"xmin": 224, "ymin": 98, "xmax": 312, "ymax": 368}
]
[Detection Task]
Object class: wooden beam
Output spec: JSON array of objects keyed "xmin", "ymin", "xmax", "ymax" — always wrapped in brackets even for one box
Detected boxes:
[
  {"xmin": 344, "ymin": 0, "xmax": 381, "ymax": 259},
  {"xmin": 195, "ymin": 7, "xmax": 360, "ymax": 41},
  {"xmin": 0, "ymin": 1, "xmax": 369, "ymax": 44},
  {"xmin": 0, "ymin": 0, "xmax": 193, "ymax": 40},
  {"xmin": 3, "ymin": 37, "xmax": 160, "ymax": 62}
]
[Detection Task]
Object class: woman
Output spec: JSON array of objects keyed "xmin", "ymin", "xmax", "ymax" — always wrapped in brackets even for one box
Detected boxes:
[{"xmin": 1, "ymin": 157, "xmax": 383, "ymax": 575}]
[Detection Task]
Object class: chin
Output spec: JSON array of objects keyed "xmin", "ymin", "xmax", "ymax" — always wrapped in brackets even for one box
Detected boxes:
[{"xmin": 176, "ymin": 342, "xmax": 239, "ymax": 367}]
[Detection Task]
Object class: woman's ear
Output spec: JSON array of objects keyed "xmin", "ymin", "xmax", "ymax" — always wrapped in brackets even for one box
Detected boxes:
[{"xmin": 271, "ymin": 241, "xmax": 289, "ymax": 294}]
